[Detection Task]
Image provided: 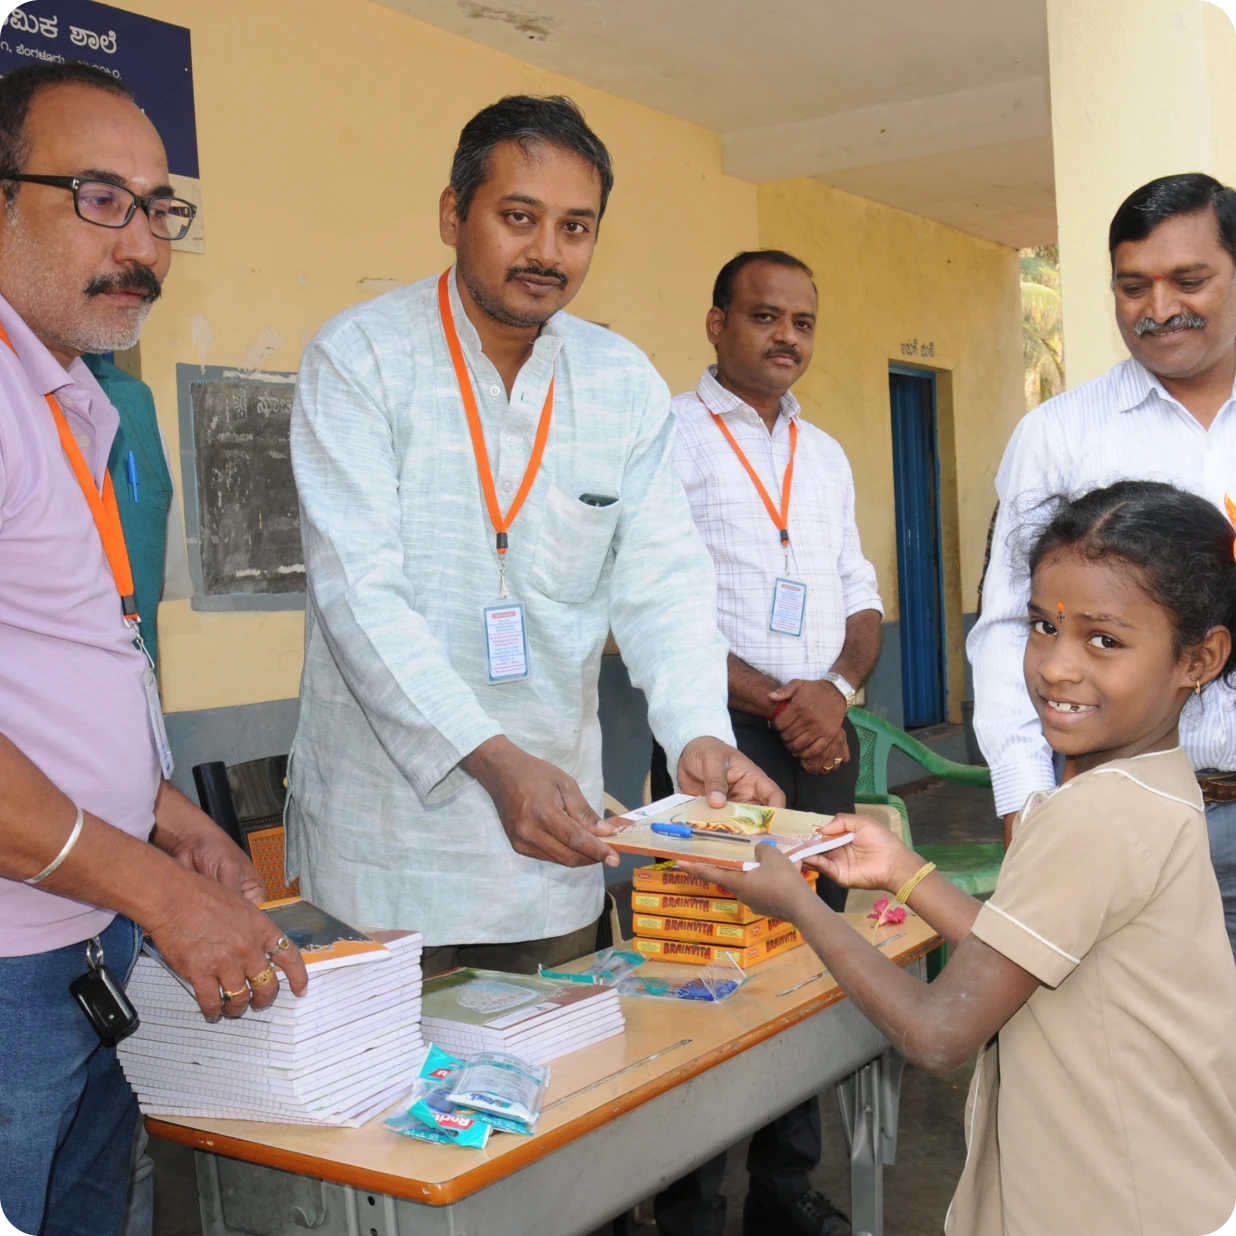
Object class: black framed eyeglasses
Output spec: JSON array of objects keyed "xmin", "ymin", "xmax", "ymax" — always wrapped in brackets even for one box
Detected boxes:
[{"xmin": 4, "ymin": 175, "xmax": 197, "ymax": 241}]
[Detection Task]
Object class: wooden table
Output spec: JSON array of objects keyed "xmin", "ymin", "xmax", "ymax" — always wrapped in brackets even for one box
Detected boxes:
[{"xmin": 149, "ymin": 914, "xmax": 939, "ymax": 1236}]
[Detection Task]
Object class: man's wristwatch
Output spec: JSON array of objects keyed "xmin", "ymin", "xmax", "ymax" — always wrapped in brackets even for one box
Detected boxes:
[{"xmin": 822, "ymin": 672, "xmax": 858, "ymax": 707}]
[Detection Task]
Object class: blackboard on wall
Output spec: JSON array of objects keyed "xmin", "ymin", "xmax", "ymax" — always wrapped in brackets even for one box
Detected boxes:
[{"xmin": 177, "ymin": 364, "xmax": 305, "ymax": 612}]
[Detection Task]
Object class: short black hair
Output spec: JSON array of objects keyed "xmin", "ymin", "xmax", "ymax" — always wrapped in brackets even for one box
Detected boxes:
[
  {"xmin": 0, "ymin": 63, "xmax": 134, "ymax": 206},
  {"xmin": 1108, "ymin": 172, "xmax": 1236, "ymax": 268},
  {"xmin": 449, "ymin": 94, "xmax": 614, "ymax": 222},
  {"xmin": 1029, "ymin": 480, "xmax": 1236, "ymax": 683},
  {"xmin": 712, "ymin": 250, "xmax": 815, "ymax": 313}
]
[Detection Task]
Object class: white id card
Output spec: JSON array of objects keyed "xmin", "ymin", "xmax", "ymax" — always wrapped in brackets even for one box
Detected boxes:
[
  {"xmin": 142, "ymin": 666, "xmax": 175, "ymax": 778},
  {"xmin": 769, "ymin": 577, "xmax": 807, "ymax": 637},
  {"xmin": 484, "ymin": 602, "xmax": 530, "ymax": 682}
]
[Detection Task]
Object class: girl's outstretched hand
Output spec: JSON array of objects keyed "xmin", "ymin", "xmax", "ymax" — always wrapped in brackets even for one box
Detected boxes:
[
  {"xmin": 678, "ymin": 843, "xmax": 818, "ymax": 924},
  {"xmin": 803, "ymin": 814, "xmax": 915, "ymax": 892}
]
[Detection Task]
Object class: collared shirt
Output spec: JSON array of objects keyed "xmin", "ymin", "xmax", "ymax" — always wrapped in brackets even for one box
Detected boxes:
[
  {"xmin": 86, "ymin": 353, "xmax": 192, "ymax": 672},
  {"xmin": 0, "ymin": 294, "xmax": 161, "ymax": 957},
  {"xmin": 967, "ymin": 356, "xmax": 1236, "ymax": 816},
  {"xmin": 287, "ymin": 269, "xmax": 733, "ymax": 947},
  {"xmin": 671, "ymin": 368, "xmax": 883, "ymax": 684},
  {"xmin": 948, "ymin": 749, "xmax": 1236, "ymax": 1236}
]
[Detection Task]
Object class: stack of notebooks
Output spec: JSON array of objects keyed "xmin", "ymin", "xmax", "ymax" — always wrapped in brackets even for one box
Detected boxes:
[
  {"xmin": 630, "ymin": 861, "xmax": 813, "ymax": 969},
  {"xmin": 117, "ymin": 899, "xmax": 426, "ymax": 1127},
  {"xmin": 421, "ymin": 968, "xmax": 624, "ymax": 1065}
]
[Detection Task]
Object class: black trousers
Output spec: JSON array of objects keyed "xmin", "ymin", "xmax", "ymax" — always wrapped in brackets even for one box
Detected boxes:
[{"xmin": 650, "ymin": 711, "xmax": 860, "ymax": 1236}]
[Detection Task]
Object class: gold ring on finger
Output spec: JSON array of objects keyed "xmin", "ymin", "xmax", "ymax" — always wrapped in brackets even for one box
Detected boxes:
[
  {"xmin": 220, "ymin": 985, "xmax": 249, "ymax": 1004},
  {"xmin": 268, "ymin": 935, "xmax": 292, "ymax": 955},
  {"xmin": 250, "ymin": 966, "xmax": 276, "ymax": 988}
]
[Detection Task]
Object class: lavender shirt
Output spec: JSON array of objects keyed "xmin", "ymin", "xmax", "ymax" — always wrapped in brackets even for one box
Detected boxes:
[{"xmin": 0, "ymin": 293, "xmax": 160, "ymax": 956}]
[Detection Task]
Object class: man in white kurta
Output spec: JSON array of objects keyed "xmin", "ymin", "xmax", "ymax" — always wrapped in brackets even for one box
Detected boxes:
[{"xmin": 287, "ymin": 95, "xmax": 776, "ymax": 967}]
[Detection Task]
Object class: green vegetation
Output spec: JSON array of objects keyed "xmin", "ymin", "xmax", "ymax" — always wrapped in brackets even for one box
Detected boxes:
[{"xmin": 1020, "ymin": 244, "xmax": 1064, "ymax": 409}]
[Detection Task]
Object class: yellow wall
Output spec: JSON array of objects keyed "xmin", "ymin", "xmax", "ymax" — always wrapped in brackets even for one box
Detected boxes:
[
  {"xmin": 757, "ymin": 179, "xmax": 1024, "ymax": 621},
  {"xmin": 1047, "ymin": 0, "xmax": 1215, "ymax": 386},
  {"xmin": 122, "ymin": 0, "xmax": 759, "ymax": 714},
  {"xmin": 1206, "ymin": 4, "xmax": 1236, "ymax": 188},
  {"xmin": 119, "ymin": 0, "xmax": 1022, "ymax": 720}
]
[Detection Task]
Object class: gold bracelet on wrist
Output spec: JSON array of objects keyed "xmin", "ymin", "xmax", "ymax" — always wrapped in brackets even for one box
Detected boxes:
[{"xmin": 894, "ymin": 861, "xmax": 937, "ymax": 907}]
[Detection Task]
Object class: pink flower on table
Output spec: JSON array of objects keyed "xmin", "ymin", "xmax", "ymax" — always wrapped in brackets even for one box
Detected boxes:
[{"xmin": 867, "ymin": 895, "xmax": 907, "ymax": 927}]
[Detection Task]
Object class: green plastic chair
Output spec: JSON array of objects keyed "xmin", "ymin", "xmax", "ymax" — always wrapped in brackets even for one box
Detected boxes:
[{"xmin": 848, "ymin": 706, "xmax": 1004, "ymax": 898}]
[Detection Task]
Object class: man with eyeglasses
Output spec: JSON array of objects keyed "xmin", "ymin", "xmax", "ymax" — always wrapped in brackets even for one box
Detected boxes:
[
  {"xmin": 0, "ymin": 63, "xmax": 307, "ymax": 1236},
  {"xmin": 289, "ymin": 95, "xmax": 780, "ymax": 980}
]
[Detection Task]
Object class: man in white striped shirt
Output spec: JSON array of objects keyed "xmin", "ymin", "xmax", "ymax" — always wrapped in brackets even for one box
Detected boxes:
[
  {"xmin": 968, "ymin": 173, "xmax": 1236, "ymax": 954},
  {"xmin": 652, "ymin": 251, "xmax": 883, "ymax": 1236}
]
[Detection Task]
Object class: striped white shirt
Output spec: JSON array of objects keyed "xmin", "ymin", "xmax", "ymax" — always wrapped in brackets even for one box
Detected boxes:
[
  {"xmin": 287, "ymin": 270, "xmax": 733, "ymax": 945},
  {"xmin": 672, "ymin": 368, "xmax": 883, "ymax": 685},
  {"xmin": 966, "ymin": 355, "xmax": 1236, "ymax": 816}
]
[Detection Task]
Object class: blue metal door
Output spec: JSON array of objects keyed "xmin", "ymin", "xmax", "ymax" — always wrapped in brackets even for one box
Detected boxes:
[{"xmin": 889, "ymin": 368, "xmax": 945, "ymax": 727}]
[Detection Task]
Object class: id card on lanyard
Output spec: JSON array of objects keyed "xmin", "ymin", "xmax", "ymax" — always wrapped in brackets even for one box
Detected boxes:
[
  {"xmin": 439, "ymin": 269, "xmax": 553, "ymax": 683},
  {"xmin": 709, "ymin": 408, "xmax": 808, "ymax": 638},
  {"xmin": 0, "ymin": 323, "xmax": 174, "ymax": 775}
]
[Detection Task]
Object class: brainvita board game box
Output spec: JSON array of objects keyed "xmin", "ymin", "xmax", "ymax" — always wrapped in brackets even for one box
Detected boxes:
[
  {"xmin": 631, "ymin": 923, "xmax": 805, "ymax": 969},
  {"xmin": 633, "ymin": 859, "xmax": 818, "ymax": 898}
]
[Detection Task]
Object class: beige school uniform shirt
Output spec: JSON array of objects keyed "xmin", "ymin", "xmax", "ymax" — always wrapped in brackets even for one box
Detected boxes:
[{"xmin": 947, "ymin": 748, "xmax": 1236, "ymax": 1236}]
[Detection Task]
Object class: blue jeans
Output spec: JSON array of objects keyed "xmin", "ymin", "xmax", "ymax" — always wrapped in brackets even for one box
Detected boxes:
[
  {"xmin": 0, "ymin": 915, "xmax": 142, "ymax": 1236},
  {"xmin": 1207, "ymin": 800, "xmax": 1236, "ymax": 960},
  {"xmin": 118, "ymin": 1120, "xmax": 153, "ymax": 1236}
]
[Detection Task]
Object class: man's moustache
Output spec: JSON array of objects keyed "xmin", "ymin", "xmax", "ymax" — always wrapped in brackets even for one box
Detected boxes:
[
  {"xmin": 506, "ymin": 264, "xmax": 568, "ymax": 289},
  {"xmin": 1133, "ymin": 311, "xmax": 1207, "ymax": 337},
  {"xmin": 84, "ymin": 267, "xmax": 162, "ymax": 303},
  {"xmin": 765, "ymin": 347, "xmax": 802, "ymax": 362}
]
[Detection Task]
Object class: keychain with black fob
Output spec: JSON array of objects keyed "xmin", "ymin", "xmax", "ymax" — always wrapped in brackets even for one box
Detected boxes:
[{"xmin": 69, "ymin": 936, "xmax": 140, "ymax": 1044}]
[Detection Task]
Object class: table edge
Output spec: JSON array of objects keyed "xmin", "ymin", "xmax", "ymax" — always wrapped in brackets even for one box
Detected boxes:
[{"xmin": 147, "ymin": 934, "xmax": 939, "ymax": 1206}]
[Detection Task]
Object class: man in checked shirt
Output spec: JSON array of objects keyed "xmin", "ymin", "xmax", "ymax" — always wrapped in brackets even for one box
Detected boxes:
[{"xmin": 650, "ymin": 250, "xmax": 884, "ymax": 1236}]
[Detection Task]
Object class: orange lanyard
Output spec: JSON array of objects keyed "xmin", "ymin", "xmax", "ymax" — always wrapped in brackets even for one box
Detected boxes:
[
  {"xmin": 437, "ymin": 269, "xmax": 554, "ymax": 596},
  {"xmin": 0, "ymin": 321, "xmax": 138, "ymax": 621},
  {"xmin": 708, "ymin": 408, "xmax": 798, "ymax": 549}
]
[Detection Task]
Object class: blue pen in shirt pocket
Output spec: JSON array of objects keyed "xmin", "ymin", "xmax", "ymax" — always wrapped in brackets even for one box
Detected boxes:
[{"xmin": 125, "ymin": 450, "xmax": 139, "ymax": 503}]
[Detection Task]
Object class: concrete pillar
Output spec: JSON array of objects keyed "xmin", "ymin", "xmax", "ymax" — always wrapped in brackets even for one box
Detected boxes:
[{"xmin": 1046, "ymin": 0, "xmax": 1213, "ymax": 385}]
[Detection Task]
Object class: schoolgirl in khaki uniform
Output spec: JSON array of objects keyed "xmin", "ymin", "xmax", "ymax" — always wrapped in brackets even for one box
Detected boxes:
[{"xmin": 686, "ymin": 480, "xmax": 1236, "ymax": 1235}]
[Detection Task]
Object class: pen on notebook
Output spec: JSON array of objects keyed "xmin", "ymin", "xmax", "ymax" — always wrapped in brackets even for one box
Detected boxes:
[
  {"xmin": 650, "ymin": 822, "xmax": 756, "ymax": 845},
  {"xmin": 125, "ymin": 451, "xmax": 139, "ymax": 503}
]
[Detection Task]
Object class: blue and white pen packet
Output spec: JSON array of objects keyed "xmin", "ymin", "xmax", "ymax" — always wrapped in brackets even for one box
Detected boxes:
[{"xmin": 384, "ymin": 1045, "xmax": 550, "ymax": 1148}]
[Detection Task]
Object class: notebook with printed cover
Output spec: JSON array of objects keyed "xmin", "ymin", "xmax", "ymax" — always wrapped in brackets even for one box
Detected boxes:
[
  {"xmin": 118, "ymin": 927, "xmax": 425, "ymax": 1126},
  {"xmin": 421, "ymin": 968, "xmax": 622, "ymax": 1057},
  {"xmin": 258, "ymin": 897, "xmax": 390, "ymax": 971},
  {"xmin": 609, "ymin": 794, "xmax": 852, "ymax": 870}
]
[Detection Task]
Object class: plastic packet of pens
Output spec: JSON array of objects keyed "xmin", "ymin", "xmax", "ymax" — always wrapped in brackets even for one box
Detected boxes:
[
  {"xmin": 384, "ymin": 1045, "xmax": 550, "ymax": 1148},
  {"xmin": 537, "ymin": 946, "xmax": 645, "ymax": 986},
  {"xmin": 615, "ymin": 954, "xmax": 747, "ymax": 1003}
]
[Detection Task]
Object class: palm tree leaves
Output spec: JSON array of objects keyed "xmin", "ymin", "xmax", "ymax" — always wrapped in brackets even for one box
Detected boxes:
[{"xmin": 1021, "ymin": 245, "xmax": 1064, "ymax": 408}]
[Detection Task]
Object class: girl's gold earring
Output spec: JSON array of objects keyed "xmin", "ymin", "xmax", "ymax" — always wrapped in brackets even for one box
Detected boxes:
[{"xmin": 1195, "ymin": 679, "xmax": 1203, "ymax": 696}]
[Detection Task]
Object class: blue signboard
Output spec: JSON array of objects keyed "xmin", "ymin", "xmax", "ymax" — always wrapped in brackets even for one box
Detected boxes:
[{"xmin": 0, "ymin": 0, "xmax": 197, "ymax": 179}]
